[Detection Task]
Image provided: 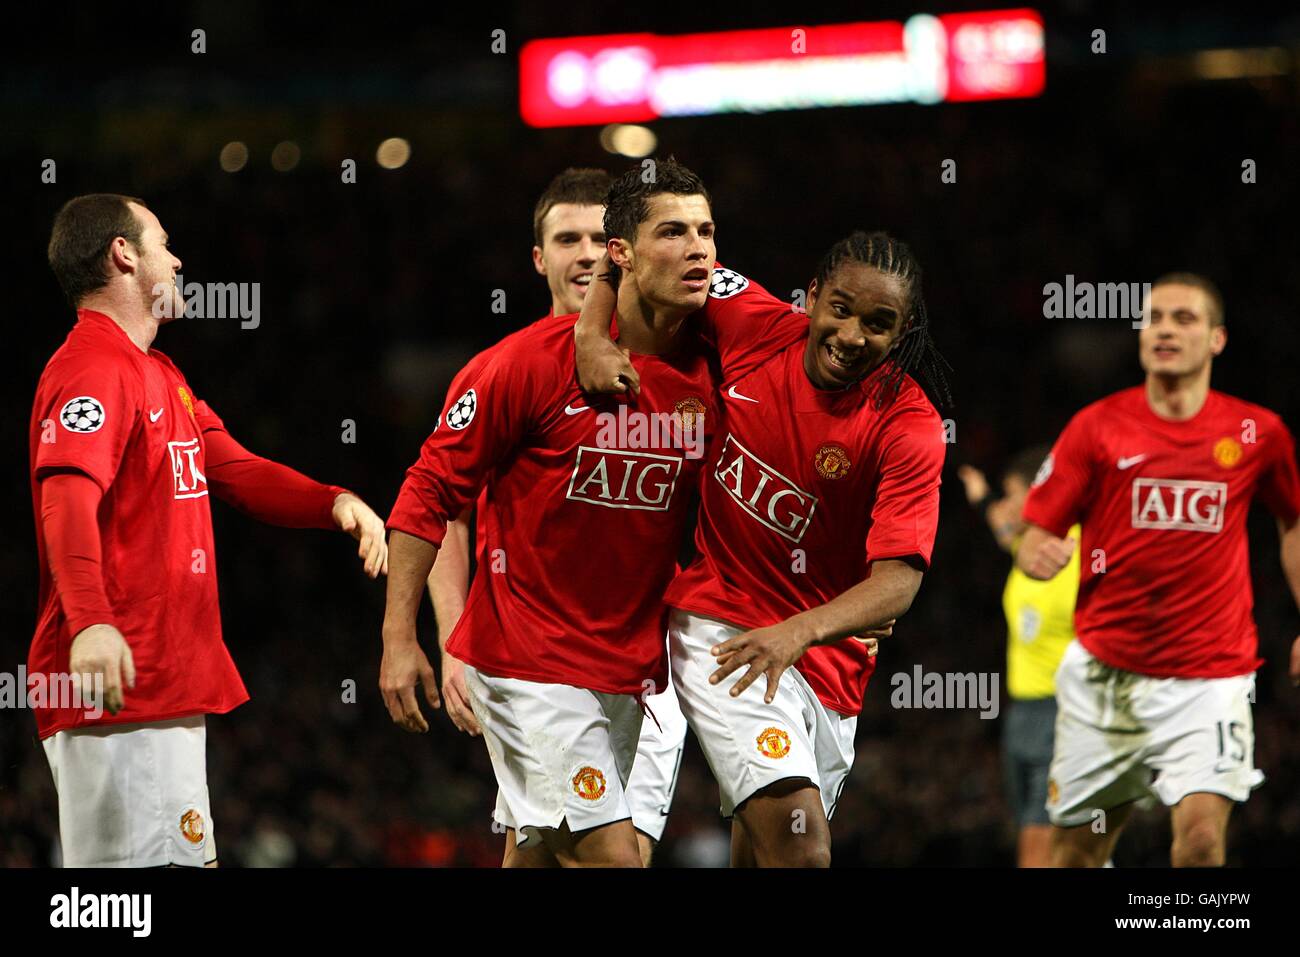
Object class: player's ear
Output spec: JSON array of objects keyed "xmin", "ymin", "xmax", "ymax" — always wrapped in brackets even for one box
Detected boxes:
[
  {"xmin": 531, "ymin": 245, "xmax": 546, "ymax": 277},
  {"xmin": 608, "ymin": 237, "xmax": 633, "ymax": 272},
  {"xmin": 109, "ymin": 236, "xmax": 136, "ymax": 276},
  {"xmin": 1210, "ymin": 323, "xmax": 1226, "ymax": 356},
  {"xmin": 805, "ymin": 277, "xmax": 819, "ymax": 314}
]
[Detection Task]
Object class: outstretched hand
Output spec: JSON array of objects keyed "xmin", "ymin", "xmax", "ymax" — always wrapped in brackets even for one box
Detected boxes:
[{"xmin": 333, "ymin": 492, "xmax": 388, "ymax": 578}]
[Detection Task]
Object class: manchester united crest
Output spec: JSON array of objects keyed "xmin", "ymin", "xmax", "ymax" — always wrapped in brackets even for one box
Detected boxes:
[
  {"xmin": 814, "ymin": 444, "xmax": 851, "ymax": 480},
  {"xmin": 177, "ymin": 385, "xmax": 196, "ymax": 420},
  {"xmin": 673, "ymin": 396, "xmax": 707, "ymax": 432},
  {"xmin": 1047, "ymin": 778, "xmax": 1059, "ymax": 806},
  {"xmin": 571, "ymin": 765, "xmax": 607, "ymax": 802},
  {"xmin": 1213, "ymin": 437, "xmax": 1243, "ymax": 468},
  {"xmin": 755, "ymin": 726, "xmax": 791, "ymax": 759},
  {"xmin": 179, "ymin": 807, "xmax": 205, "ymax": 845}
]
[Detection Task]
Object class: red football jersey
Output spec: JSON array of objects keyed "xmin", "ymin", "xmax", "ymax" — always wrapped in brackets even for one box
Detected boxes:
[
  {"xmin": 665, "ymin": 270, "xmax": 946, "ymax": 715},
  {"xmin": 448, "ymin": 313, "xmax": 555, "ymax": 566},
  {"xmin": 1022, "ymin": 386, "xmax": 1300, "ymax": 678},
  {"xmin": 28, "ymin": 310, "xmax": 248, "ymax": 737},
  {"xmin": 388, "ymin": 313, "xmax": 715, "ymax": 695}
]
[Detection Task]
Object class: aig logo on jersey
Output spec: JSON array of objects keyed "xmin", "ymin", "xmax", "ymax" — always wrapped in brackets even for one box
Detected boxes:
[
  {"xmin": 1131, "ymin": 478, "xmax": 1226, "ymax": 533},
  {"xmin": 168, "ymin": 439, "xmax": 209, "ymax": 500},
  {"xmin": 714, "ymin": 433, "xmax": 818, "ymax": 543},
  {"xmin": 566, "ymin": 446, "xmax": 682, "ymax": 511}
]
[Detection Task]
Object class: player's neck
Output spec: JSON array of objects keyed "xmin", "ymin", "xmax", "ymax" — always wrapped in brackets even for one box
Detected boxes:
[
  {"xmin": 613, "ymin": 281, "xmax": 688, "ymax": 356},
  {"xmin": 79, "ymin": 292, "xmax": 159, "ymax": 354},
  {"xmin": 1145, "ymin": 368, "xmax": 1211, "ymax": 421}
]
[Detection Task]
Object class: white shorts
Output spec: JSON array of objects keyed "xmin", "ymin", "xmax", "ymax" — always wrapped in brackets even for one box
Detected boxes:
[
  {"xmin": 487, "ymin": 672, "xmax": 688, "ymax": 845},
  {"xmin": 464, "ymin": 665, "xmax": 643, "ymax": 848},
  {"xmin": 1048, "ymin": 640, "xmax": 1264, "ymax": 827},
  {"xmin": 669, "ymin": 609, "xmax": 856, "ymax": 819},
  {"xmin": 625, "ymin": 676, "xmax": 688, "ymax": 843},
  {"xmin": 42, "ymin": 715, "xmax": 216, "ymax": 867}
]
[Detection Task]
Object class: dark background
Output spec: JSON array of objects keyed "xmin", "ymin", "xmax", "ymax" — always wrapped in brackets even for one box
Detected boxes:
[{"xmin": 2, "ymin": 1, "xmax": 1298, "ymax": 866}]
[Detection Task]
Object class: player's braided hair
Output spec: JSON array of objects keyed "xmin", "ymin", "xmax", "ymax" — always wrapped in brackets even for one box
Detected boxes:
[{"xmin": 814, "ymin": 230, "xmax": 953, "ymax": 411}]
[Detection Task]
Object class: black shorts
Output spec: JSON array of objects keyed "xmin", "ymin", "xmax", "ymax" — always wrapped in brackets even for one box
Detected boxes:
[{"xmin": 1002, "ymin": 697, "xmax": 1057, "ymax": 827}]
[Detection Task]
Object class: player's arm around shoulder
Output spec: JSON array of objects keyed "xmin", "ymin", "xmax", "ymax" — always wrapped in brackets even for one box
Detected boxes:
[{"xmin": 574, "ymin": 252, "xmax": 640, "ymax": 396}]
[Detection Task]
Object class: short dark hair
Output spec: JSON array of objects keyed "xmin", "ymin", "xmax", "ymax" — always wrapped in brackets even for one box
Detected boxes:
[
  {"xmin": 1152, "ymin": 272, "xmax": 1225, "ymax": 327},
  {"xmin": 1005, "ymin": 445, "xmax": 1052, "ymax": 487},
  {"xmin": 603, "ymin": 156, "xmax": 711, "ymax": 244},
  {"xmin": 48, "ymin": 193, "xmax": 147, "ymax": 307},
  {"xmin": 532, "ymin": 168, "xmax": 611, "ymax": 247}
]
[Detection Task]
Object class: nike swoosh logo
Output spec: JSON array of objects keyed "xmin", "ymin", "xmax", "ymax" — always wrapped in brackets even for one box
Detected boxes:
[
  {"xmin": 726, "ymin": 385, "xmax": 759, "ymax": 403},
  {"xmin": 1117, "ymin": 454, "xmax": 1146, "ymax": 470},
  {"xmin": 149, "ymin": 408, "xmax": 164, "ymax": 422},
  {"xmin": 564, "ymin": 404, "xmax": 591, "ymax": 415}
]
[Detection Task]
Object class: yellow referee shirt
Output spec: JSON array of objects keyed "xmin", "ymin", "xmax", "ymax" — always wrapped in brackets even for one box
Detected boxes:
[{"xmin": 1003, "ymin": 524, "xmax": 1080, "ymax": 700}]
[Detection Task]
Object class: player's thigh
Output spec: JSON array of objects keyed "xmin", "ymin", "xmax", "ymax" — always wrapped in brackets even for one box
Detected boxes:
[
  {"xmin": 544, "ymin": 817, "xmax": 642, "ymax": 868},
  {"xmin": 668, "ymin": 609, "xmax": 824, "ymax": 819},
  {"xmin": 1047, "ymin": 643, "xmax": 1152, "ymax": 828},
  {"xmin": 735, "ymin": 777, "xmax": 830, "ymax": 867},
  {"xmin": 730, "ymin": 816, "xmax": 757, "ymax": 868},
  {"xmin": 503, "ymin": 829, "xmax": 560, "ymax": 868},
  {"xmin": 43, "ymin": 716, "xmax": 215, "ymax": 867},
  {"xmin": 1050, "ymin": 801, "xmax": 1135, "ymax": 867},
  {"xmin": 1169, "ymin": 792, "xmax": 1233, "ymax": 865},
  {"xmin": 1017, "ymin": 824, "xmax": 1053, "ymax": 869},
  {"xmin": 462, "ymin": 666, "xmax": 642, "ymax": 855}
]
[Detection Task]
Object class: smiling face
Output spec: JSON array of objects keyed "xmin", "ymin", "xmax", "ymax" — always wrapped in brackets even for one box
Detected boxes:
[
  {"xmin": 803, "ymin": 261, "xmax": 910, "ymax": 389},
  {"xmin": 532, "ymin": 202, "xmax": 607, "ymax": 316},
  {"xmin": 609, "ymin": 192, "xmax": 715, "ymax": 317},
  {"xmin": 1139, "ymin": 282, "xmax": 1225, "ymax": 379}
]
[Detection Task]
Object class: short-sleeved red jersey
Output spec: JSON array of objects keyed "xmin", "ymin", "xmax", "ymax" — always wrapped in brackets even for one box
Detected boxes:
[
  {"xmin": 665, "ymin": 270, "xmax": 946, "ymax": 715},
  {"xmin": 28, "ymin": 310, "xmax": 248, "ymax": 737},
  {"xmin": 1022, "ymin": 386, "xmax": 1300, "ymax": 678},
  {"xmin": 388, "ymin": 313, "xmax": 715, "ymax": 695}
]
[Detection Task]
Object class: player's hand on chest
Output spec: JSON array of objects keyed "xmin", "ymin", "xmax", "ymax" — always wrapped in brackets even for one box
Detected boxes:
[{"xmin": 555, "ymin": 375, "xmax": 710, "ymax": 513}]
